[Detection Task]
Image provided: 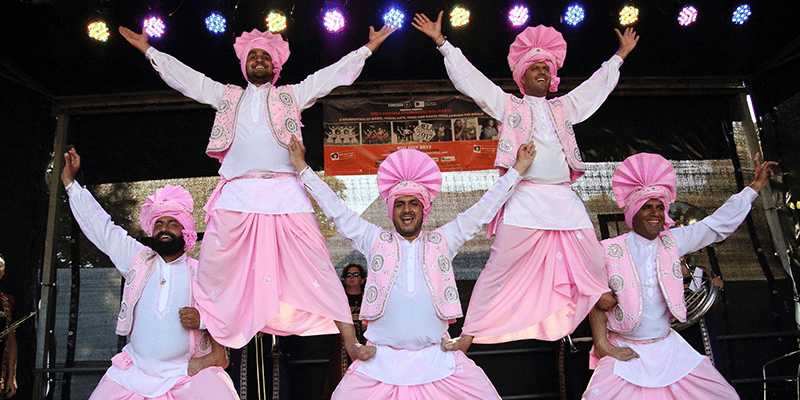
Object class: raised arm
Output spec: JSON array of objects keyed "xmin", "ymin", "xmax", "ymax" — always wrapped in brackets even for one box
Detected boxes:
[
  {"xmin": 62, "ymin": 149, "xmax": 142, "ymax": 273},
  {"xmin": 413, "ymin": 11, "xmax": 508, "ymax": 119},
  {"xmin": 412, "ymin": 11, "xmax": 445, "ymax": 46},
  {"xmin": 366, "ymin": 24, "xmax": 398, "ymax": 53},
  {"xmin": 293, "ymin": 24, "xmax": 396, "ymax": 111},
  {"xmin": 289, "ymin": 137, "xmax": 380, "ymax": 252},
  {"xmin": 614, "ymin": 27, "xmax": 639, "ymax": 60},
  {"xmin": 674, "ymin": 154, "xmax": 778, "ymax": 255},
  {"xmin": 441, "ymin": 142, "xmax": 535, "ymax": 254},
  {"xmin": 119, "ymin": 26, "xmax": 151, "ymax": 54},
  {"xmin": 119, "ymin": 27, "xmax": 224, "ymax": 107}
]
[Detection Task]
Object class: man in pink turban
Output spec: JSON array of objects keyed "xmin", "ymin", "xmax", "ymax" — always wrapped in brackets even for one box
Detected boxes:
[
  {"xmin": 118, "ymin": 23, "xmax": 396, "ymax": 359},
  {"xmin": 413, "ymin": 12, "xmax": 639, "ymax": 351},
  {"xmin": 582, "ymin": 152, "xmax": 776, "ymax": 400},
  {"xmin": 61, "ymin": 148, "xmax": 236, "ymax": 400},
  {"xmin": 288, "ymin": 136, "xmax": 535, "ymax": 399}
]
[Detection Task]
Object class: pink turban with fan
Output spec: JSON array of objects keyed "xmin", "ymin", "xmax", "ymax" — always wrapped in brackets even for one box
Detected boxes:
[
  {"xmin": 377, "ymin": 149, "xmax": 442, "ymax": 223},
  {"xmin": 233, "ymin": 29, "xmax": 290, "ymax": 85},
  {"xmin": 139, "ymin": 185, "xmax": 198, "ymax": 251},
  {"xmin": 612, "ymin": 153, "xmax": 677, "ymax": 230},
  {"xmin": 507, "ymin": 25, "xmax": 567, "ymax": 94}
]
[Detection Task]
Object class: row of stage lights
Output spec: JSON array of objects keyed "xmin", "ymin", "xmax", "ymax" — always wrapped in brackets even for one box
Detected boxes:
[{"xmin": 87, "ymin": 3, "xmax": 754, "ymax": 42}]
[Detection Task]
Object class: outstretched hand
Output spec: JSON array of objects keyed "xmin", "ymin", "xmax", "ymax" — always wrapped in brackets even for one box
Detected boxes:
[
  {"xmin": 512, "ymin": 141, "xmax": 536, "ymax": 174},
  {"xmin": 119, "ymin": 26, "xmax": 151, "ymax": 54},
  {"xmin": 749, "ymin": 152, "xmax": 779, "ymax": 192},
  {"xmin": 614, "ymin": 27, "xmax": 639, "ymax": 60},
  {"xmin": 288, "ymin": 135, "xmax": 309, "ymax": 173},
  {"xmin": 412, "ymin": 11, "xmax": 445, "ymax": 46},
  {"xmin": 62, "ymin": 148, "xmax": 81, "ymax": 186},
  {"xmin": 366, "ymin": 24, "xmax": 398, "ymax": 53}
]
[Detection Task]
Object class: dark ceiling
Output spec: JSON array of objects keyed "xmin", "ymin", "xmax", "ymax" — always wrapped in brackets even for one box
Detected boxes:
[{"xmin": 3, "ymin": 0, "xmax": 800, "ymax": 99}]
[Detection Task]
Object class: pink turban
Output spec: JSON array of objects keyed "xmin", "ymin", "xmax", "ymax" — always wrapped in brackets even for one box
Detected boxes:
[
  {"xmin": 139, "ymin": 185, "xmax": 198, "ymax": 251},
  {"xmin": 612, "ymin": 153, "xmax": 677, "ymax": 230},
  {"xmin": 507, "ymin": 25, "xmax": 567, "ymax": 95},
  {"xmin": 233, "ymin": 29, "xmax": 291, "ymax": 85},
  {"xmin": 377, "ymin": 149, "xmax": 442, "ymax": 223}
]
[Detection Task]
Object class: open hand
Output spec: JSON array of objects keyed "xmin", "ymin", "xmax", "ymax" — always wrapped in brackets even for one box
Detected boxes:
[
  {"xmin": 412, "ymin": 11, "xmax": 444, "ymax": 45},
  {"xmin": 119, "ymin": 26, "xmax": 151, "ymax": 54},
  {"xmin": 614, "ymin": 27, "xmax": 639, "ymax": 60},
  {"xmin": 366, "ymin": 24, "xmax": 398, "ymax": 53}
]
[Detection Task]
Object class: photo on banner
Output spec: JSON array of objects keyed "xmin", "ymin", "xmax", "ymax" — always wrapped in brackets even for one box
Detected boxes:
[{"xmin": 322, "ymin": 96, "xmax": 499, "ymax": 175}]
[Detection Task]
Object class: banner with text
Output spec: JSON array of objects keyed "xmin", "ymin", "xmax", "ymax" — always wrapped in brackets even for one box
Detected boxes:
[{"xmin": 322, "ymin": 96, "xmax": 500, "ymax": 175}]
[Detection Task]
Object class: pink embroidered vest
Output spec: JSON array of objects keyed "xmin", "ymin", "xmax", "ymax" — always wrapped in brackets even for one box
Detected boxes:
[
  {"xmin": 360, "ymin": 229, "xmax": 462, "ymax": 323},
  {"xmin": 494, "ymin": 94, "xmax": 585, "ymax": 183},
  {"xmin": 600, "ymin": 232, "xmax": 687, "ymax": 334},
  {"xmin": 206, "ymin": 84, "xmax": 303, "ymax": 162},
  {"xmin": 115, "ymin": 248, "xmax": 212, "ymax": 357}
]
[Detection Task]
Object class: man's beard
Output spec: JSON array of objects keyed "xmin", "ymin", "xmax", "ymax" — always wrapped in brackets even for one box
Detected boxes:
[
  {"xmin": 247, "ymin": 69, "xmax": 274, "ymax": 85},
  {"xmin": 146, "ymin": 233, "xmax": 186, "ymax": 256}
]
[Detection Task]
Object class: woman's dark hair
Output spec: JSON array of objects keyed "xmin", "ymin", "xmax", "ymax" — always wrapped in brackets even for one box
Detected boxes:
[{"xmin": 341, "ymin": 263, "xmax": 366, "ymax": 281}]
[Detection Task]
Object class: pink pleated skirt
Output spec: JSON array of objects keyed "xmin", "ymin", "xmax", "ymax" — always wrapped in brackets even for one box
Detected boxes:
[
  {"xmin": 193, "ymin": 209, "xmax": 352, "ymax": 348},
  {"xmin": 582, "ymin": 356, "xmax": 739, "ymax": 400},
  {"xmin": 462, "ymin": 223, "xmax": 609, "ymax": 343},
  {"xmin": 88, "ymin": 367, "xmax": 238, "ymax": 400},
  {"xmin": 331, "ymin": 350, "xmax": 501, "ymax": 400}
]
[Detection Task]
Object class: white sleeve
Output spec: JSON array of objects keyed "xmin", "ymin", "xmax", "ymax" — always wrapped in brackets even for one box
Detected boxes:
[
  {"xmin": 290, "ymin": 46, "xmax": 372, "ymax": 111},
  {"xmin": 65, "ymin": 181, "xmax": 144, "ymax": 274},
  {"xmin": 441, "ymin": 169, "xmax": 521, "ymax": 256},
  {"xmin": 560, "ymin": 55, "xmax": 623, "ymax": 123},
  {"xmin": 673, "ymin": 187, "xmax": 758, "ymax": 255},
  {"xmin": 297, "ymin": 167, "xmax": 381, "ymax": 254},
  {"xmin": 145, "ymin": 47, "xmax": 226, "ymax": 108},
  {"xmin": 439, "ymin": 42, "xmax": 508, "ymax": 120}
]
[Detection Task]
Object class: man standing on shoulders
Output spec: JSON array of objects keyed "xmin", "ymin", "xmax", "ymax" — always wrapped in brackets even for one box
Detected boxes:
[
  {"xmin": 119, "ymin": 22, "xmax": 395, "ymax": 359},
  {"xmin": 289, "ymin": 135, "xmax": 535, "ymax": 399},
  {"xmin": 62, "ymin": 148, "xmax": 236, "ymax": 400},
  {"xmin": 583, "ymin": 152, "xmax": 776, "ymax": 399},
  {"xmin": 413, "ymin": 11, "xmax": 638, "ymax": 351}
]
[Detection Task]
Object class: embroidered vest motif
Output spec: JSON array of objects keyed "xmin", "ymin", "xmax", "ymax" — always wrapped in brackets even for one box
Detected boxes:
[
  {"xmin": 600, "ymin": 232, "xmax": 687, "ymax": 334},
  {"xmin": 494, "ymin": 94, "xmax": 585, "ymax": 183},
  {"xmin": 206, "ymin": 84, "xmax": 302, "ymax": 162},
  {"xmin": 360, "ymin": 229, "xmax": 462, "ymax": 323},
  {"xmin": 115, "ymin": 248, "xmax": 211, "ymax": 357}
]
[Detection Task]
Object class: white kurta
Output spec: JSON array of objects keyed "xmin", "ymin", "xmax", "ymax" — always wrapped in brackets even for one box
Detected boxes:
[
  {"xmin": 66, "ymin": 181, "xmax": 197, "ymax": 397},
  {"xmin": 299, "ymin": 167, "xmax": 521, "ymax": 385},
  {"xmin": 439, "ymin": 42, "xmax": 622, "ymax": 230},
  {"xmin": 145, "ymin": 46, "xmax": 372, "ymax": 215},
  {"xmin": 611, "ymin": 187, "xmax": 757, "ymax": 386}
]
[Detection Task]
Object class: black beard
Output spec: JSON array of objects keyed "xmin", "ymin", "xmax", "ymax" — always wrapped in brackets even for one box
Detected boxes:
[
  {"xmin": 145, "ymin": 233, "xmax": 186, "ymax": 256},
  {"xmin": 247, "ymin": 69, "xmax": 274, "ymax": 85}
]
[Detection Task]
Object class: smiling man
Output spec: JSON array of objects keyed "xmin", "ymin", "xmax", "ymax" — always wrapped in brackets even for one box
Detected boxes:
[
  {"xmin": 61, "ymin": 148, "xmax": 236, "ymax": 400},
  {"xmin": 583, "ymin": 152, "xmax": 776, "ymax": 400},
  {"xmin": 413, "ymin": 12, "xmax": 639, "ymax": 351},
  {"xmin": 289, "ymin": 136, "xmax": 535, "ymax": 399},
  {"xmin": 118, "ymin": 24, "xmax": 395, "ymax": 359}
]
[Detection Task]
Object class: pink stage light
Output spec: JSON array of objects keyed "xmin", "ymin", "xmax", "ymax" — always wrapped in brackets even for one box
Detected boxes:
[
  {"xmin": 508, "ymin": 5, "xmax": 529, "ymax": 27},
  {"xmin": 143, "ymin": 16, "xmax": 165, "ymax": 38},
  {"xmin": 678, "ymin": 6, "xmax": 698, "ymax": 26},
  {"xmin": 323, "ymin": 9, "xmax": 346, "ymax": 33}
]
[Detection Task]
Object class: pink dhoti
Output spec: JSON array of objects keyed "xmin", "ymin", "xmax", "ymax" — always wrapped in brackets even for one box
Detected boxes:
[
  {"xmin": 462, "ymin": 223, "xmax": 608, "ymax": 343},
  {"xmin": 331, "ymin": 350, "xmax": 501, "ymax": 400},
  {"xmin": 194, "ymin": 209, "xmax": 352, "ymax": 348},
  {"xmin": 88, "ymin": 367, "xmax": 238, "ymax": 400},
  {"xmin": 583, "ymin": 356, "xmax": 739, "ymax": 400}
]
